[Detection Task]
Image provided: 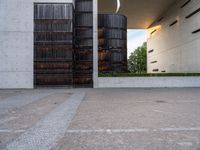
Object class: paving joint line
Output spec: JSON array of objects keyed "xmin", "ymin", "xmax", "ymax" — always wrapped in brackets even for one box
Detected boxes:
[{"xmin": 66, "ymin": 127, "xmax": 200, "ymax": 134}]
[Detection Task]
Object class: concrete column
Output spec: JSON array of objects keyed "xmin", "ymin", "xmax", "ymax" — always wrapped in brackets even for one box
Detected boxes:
[{"xmin": 93, "ymin": 0, "xmax": 98, "ymax": 88}]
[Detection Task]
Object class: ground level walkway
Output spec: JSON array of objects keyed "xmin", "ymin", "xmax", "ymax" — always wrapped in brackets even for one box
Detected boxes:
[{"xmin": 0, "ymin": 88, "xmax": 200, "ymax": 150}]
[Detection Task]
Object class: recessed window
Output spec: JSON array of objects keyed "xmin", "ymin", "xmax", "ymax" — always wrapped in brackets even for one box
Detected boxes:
[
  {"xmin": 161, "ymin": 70, "xmax": 166, "ymax": 73},
  {"xmin": 192, "ymin": 28, "xmax": 200, "ymax": 34},
  {"xmin": 148, "ymin": 49, "xmax": 154, "ymax": 53},
  {"xmin": 157, "ymin": 17, "xmax": 164, "ymax": 22},
  {"xmin": 151, "ymin": 61, "xmax": 157, "ymax": 64},
  {"xmin": 180, "ymin": 0, "xmax": 191, "ymax": 8},
  {"xmin": 169, "ymin": 20, "xmax": 178, "ymax": 27},
  {"xmin": 151, "ymin": 29, "xmax": 157, "ymax": 35},
  {"xmin": 153, "ymin": 69, "xmax": 159, "ymax": 72},
  {"xmin": 185, "ymin": 8, "xmax": 200, "ymax": 19}
]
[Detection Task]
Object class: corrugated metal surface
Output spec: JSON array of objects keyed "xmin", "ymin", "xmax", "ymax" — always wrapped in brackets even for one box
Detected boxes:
[
  {"xmin": 74, "ymin": 0, "xmax": 93, "ymax": 87},
  {"xmin": 98, "ymin": 14, "xmax": 127, "ymax": 73},
  {"xmin": 34, "ymin": 3, "xmax": 74, "ymax": 86},
  {"xmin": 34, "ymin": 4, "xmax": 73, "ymax": 20},
  {"xmin": 34, "ymin": 2, "xmax": 94, "ymax": 88},
  {"xmin": 34, "ymin": 2, "xmax": 127, "ymax": 87}
]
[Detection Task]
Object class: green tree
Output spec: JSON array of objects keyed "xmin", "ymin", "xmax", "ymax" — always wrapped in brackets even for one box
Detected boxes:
[{"xmin": 128, "ymin": 42, "xmax": 147, "ymax": 73}]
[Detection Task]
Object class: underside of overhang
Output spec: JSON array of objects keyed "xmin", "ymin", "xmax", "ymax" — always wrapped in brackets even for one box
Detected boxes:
[{"xmin": 98, "ymin": 0, "xmax": 179, "ymax": 29}]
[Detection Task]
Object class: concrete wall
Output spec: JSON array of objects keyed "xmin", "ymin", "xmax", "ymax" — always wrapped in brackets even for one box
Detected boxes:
[
  {"xmin": 98, "ymin": 77, "xmax": 200, "ymax": 88},
  {"xmin": 93, "ymin": 0, "xmax": 98, "ymax": 88},
  {"xmin": 0, "ymin": 0, "xmax": 73, "ymax": 89},
  {"xmin": 147, "ymin": 0, "xmax": 200, "ymax": 73}
]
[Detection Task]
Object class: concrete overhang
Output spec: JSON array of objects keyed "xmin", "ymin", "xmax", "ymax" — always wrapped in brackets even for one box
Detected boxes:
[{"xmin": 98, "ymin": 0, "xmax": 179, "ymax": 29}]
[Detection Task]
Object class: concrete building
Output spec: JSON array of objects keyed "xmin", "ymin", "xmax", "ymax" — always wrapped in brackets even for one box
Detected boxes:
[
  {"xmin": 147, "ymin": 0, "xmax": 200, "ymax": 73},
  {"xmin": 0, "ymin": 0, "xmax": 200, "ymax": 89},
  {"xmin": 99, "ymin": 0, "xmax": 200, "ymax": 73},
  {"xmin": 0, "ymin": 0, "xmax": 75, "ymax": 89}
]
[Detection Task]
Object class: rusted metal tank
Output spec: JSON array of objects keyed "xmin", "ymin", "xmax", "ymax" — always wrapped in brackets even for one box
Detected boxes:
[
  {"xmin": 73, "ymin": 0, "xmax": 93, "ymax": 87},
  {"xmin": 98, "ymin": 14, "xmax": 128, "ymax": 73}
]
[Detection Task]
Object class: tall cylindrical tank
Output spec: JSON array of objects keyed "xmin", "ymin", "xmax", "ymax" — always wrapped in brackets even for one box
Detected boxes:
[
  {"xmin": 98, "ymin": 14, "xmax": 127, "ymax": 73},
  {"xmin": 73, "ymin": 0, "xmax": 93, "ymax": 87}
]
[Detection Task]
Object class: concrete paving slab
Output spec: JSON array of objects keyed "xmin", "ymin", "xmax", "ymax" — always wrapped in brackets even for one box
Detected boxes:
[
  {"xmin": 6, "ymin": 91, "xmax": 85, "ymax": 150},
  {"xmin": 0, "ymin": 92, "xmax": 71, "ymax": 149},
  {"xmin": 0, "ymin": 88, "xmax": 200, "ymax": 150},
  {"xmin": 0, "ymin": 90, "xmax": 58, "ymax": 114},
  {"xmin": 0, "ymin": 90, "xmax": 24, "ymax": 101},
  {"xmin": 69, "ymin": 88, "xmax": 200, "ymax": 130},
  {"xmin": 63, "ymin": 88, "xmax": 200, "ymax": 150},
  {"xmin": 55, "ymin": 131, "xmax": 200, "ymax": 150}
]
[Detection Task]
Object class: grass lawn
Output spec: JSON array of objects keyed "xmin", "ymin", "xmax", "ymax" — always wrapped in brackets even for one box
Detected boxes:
[{"xmin": 99, "ymin": 73, "xmax": 200, "ymax": 77}]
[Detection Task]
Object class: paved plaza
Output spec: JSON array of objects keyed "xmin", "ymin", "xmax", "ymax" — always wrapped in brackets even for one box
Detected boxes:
[{"xmin": 0, "ymin": 88, "xmax": 200, "ymax": 150}]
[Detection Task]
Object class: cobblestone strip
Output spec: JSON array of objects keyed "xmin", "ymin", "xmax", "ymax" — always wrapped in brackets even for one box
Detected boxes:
[{"xmin": 6, "ymin": 92, "xmax": 85, "ymax": 150}]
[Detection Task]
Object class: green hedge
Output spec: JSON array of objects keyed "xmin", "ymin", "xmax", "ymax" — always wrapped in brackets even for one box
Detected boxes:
[{"xmin": 99, "ymin": 73, "xmax": 200, "ymax": 77}]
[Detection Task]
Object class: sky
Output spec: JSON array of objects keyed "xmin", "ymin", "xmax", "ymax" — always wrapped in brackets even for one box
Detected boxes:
[{"xmin": 127, "ymin": 29, "xmax": 147, "ymax": 58}]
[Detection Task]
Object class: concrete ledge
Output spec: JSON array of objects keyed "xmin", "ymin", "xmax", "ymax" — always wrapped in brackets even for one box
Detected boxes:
[{"xmin": 97, "ymin": 77, "xmax": 200, "ymax": 88}]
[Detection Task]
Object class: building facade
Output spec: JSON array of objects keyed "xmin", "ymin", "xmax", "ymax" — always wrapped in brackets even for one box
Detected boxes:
[
  {"xmin": 147, "ymin": 0, "xmax": 200, "ymax": 73},
  {"xmin": 0, "ymin": 0, "xmax": 127, "ymax": 88},
  {"xmin": 1, "ymin": 0, "xmax": 200, "ymax": 89}
]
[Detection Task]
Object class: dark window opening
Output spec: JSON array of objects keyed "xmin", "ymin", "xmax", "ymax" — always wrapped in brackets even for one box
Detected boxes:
[
  {"xmin": 192, "ymin": 28, "xmax": 200, "ymax": 34},
  {"xmin": 157, "ymin": 17, "xmax": 164, "ymax": 22},
  {"xmin": 169, "ymin": 20, "xmax": 178, "ymax": 27},
  {"xmin": 151, "ymin": 61, "xmax": 157, "ymax": 64},
  {"xmin": 151, "ymin": 29, "xmax": 157, "ymax": 35},
  {"xmin": 185, "ymin": 8, "xmax": 200, "ymax": 19},
  {"xmin": 153, "ymin": 69, "xmax": 159, "ymax": 72},
  {"xmin": 148, "ymin": 49, "xmax": 154, "ymax": 53},
  {"xmin": 180, "ymin": 0, "xmax": 191, "ymax": 8}
]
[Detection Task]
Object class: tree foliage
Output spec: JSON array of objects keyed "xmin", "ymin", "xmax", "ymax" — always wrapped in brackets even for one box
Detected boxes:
[{"xmin": 128, "ymin": 42, "xmax": 147, "ymax": 73}]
